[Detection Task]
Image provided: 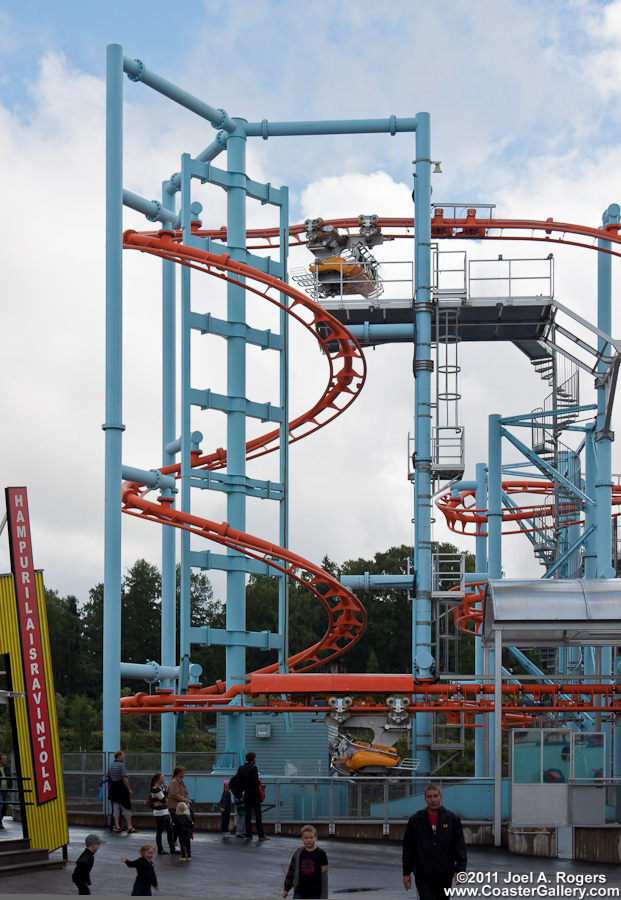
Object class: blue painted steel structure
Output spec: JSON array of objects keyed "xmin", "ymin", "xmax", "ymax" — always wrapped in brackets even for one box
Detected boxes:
[
  {"xmin": 103, "ymin": 45, "xmax": 430, "ymax": 767},
  {"xmin": 104, "ymin": 47, "xmax": 621, "ymax": 790}
]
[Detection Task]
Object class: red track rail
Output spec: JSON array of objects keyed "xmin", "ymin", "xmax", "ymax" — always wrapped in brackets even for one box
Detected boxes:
[
  {"xmin": 136, "ymin": 213, "xmax": 621, "ymax": 257},
  {"xmin": 120, "ymin": 229, "xmax": 367, "ymax": 712},
  {"xmin": 120, "ymin": 212, "xmax": 620, "ymax": 717},
  {"xmin": 437, "ymin": 480, "xmax": 621, "ymax": 537}
]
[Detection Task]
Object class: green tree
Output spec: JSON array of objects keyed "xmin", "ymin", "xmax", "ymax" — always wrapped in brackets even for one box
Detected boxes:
[
  {"xmin": 367, "ymin": 649, "xmax": 380, "ymax": 673},
  {"xmin": 122, "ymin": 559, "xmax": 161, "ymax": 663},
  {"xmin": 79, "ymin": 581, "xmax": 104, "ymax": 696},
  {"xmin": 69, "ymin": 695, "xmax": 98, "ymax": 750},
  {"xmin": 44, "ymin": 589, "xmax": 84, "ymax": 695}
]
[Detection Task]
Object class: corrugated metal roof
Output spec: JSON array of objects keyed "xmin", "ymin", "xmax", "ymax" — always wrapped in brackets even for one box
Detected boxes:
[{"xmin": 482, "ymin": 579, "xmax": 621, "ymax": 646}]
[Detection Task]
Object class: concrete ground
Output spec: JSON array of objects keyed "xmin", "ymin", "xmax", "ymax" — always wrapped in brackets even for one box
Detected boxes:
[{"xmin": 2, "ymin": 817, "xmax": 621, "ymax": 898}]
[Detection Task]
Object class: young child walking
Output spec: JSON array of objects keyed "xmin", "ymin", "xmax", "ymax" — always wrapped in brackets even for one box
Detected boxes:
[
  {"xmin": 175, "ymin": 801, "xmax": 193, "ymax": 861},
  {"xmin": 72, "ymin": 833, "xmax": 104, "ymax": 895},
  {"xmin": 282, "ymin": 824, "xmax": 328, "ymax": 899},
  {"xmin": 220, "ymin": 780, "xmax": 232, "ymax": 837},
  {"xmin": 121, "ymin": 843, "xmax": 159, "ymax": 896}
]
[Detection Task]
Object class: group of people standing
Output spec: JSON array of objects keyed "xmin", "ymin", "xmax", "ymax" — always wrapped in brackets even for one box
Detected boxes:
[
  {"xmin": 106, "ymin": 752, "xmax": 195, "ymax": 860},
  {"xmin": 148, "ymin": 767, "xmax": 194, "ymax": 860}
]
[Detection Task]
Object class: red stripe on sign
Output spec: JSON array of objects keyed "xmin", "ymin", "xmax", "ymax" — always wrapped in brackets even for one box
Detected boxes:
[{"xmin": 5, "ymin": 488, "xmax": 57, "ymax": 805}]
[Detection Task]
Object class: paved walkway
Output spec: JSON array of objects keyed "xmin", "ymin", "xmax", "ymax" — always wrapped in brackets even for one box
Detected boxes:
[{"xmin": 2, "ymin": 818, "xmax": 621, "ymax": 897}]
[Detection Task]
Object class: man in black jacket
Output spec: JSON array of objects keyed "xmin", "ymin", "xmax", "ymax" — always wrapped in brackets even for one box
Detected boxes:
[
  {"xmin": 237, "ymin": 751, "xmax": 268, "ymax": 841},
  {"xmin": 402, "ymin": 783, "xmax": 466, "ymax": 899}
]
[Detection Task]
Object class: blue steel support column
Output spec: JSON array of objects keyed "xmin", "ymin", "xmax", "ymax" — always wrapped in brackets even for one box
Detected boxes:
[
  {"xmin": 278, "ymin": 189, "xmax": 290, "ymax": 675},
  {"xmin": 474, "ymin": 463, "xmax": 488, "ymax": 777},
  {"xmin": 488, "ymin": 417, "xmax": 503, "ymax": 581},
  {"xmin": 160, "ymin": 179, "xmax": 177, "ymax": 760},
  {"xmin": 412, "ymin": 113, "xmax": 432, "ymax": 773},
  {"xmin": 596, "ymin": 205, "xmax": 619, "ymax": 579},
  {"xmin": 584, "ymin": 429, "xmax": 597, "ymax": 579},
  {"xmin": 597, "ymin": 205, "xmax": 619, "ymax": 761},
  {"xmin": 224, "ymin": 121, "xmax": 249, "ymax": 764},
  {"xmin": 180, "ymin": 263, "xmax": 192, "ymax": 664},
  {"xmin": 486, "ymin": 415, "xmax": 503, "ymax": 779},
  {"xmin": 103, "ymin": 43, "xmax": 125, "ymax": 754},
  {"xmin": 583, "ymin": 426, "xmax": 598, "ymax": 699}
]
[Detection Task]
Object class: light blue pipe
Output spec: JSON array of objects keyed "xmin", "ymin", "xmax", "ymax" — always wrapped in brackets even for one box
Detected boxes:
[
  {"xmin": 595, "ymin": 205, "xmax": 618, "ymax": 576},
  {"xmin": 103, "ymin": 43, "xmax": 125, "ymax": 755},
  {"xmin": 120, "ymin": 661, "xmax": 202, "ymax": 684},
  {"xmin": 347, "ymin": 323, "xmax": 414, "ymax": 344},
  {"xmin": 161, "ymin": 187, "xmax": 177, "ymax": 762},
  {"xmin": 474, "ymin": 463, "xmax": 487, "ymax": 777},
  {"xmin": 244, "ymin": 117, "xmax": 419, "ymax": 138},
  {"xmin": 278, "ymin": 187, "xmax": 290, "ymax": 681},
  {"xmin": 596, "ymin": 205, "xmax": 618, "ymax": 763},
  {"xmin": 487, "ymin": 417, "xmax": 503, "ymax": 580},
  {"xmin": 412, "ymin": 113, "xmax": 432, "ymax": 771},
  {"xmin": 121, "ymin": 466, "xmax": 176, "ymax": 491},
  {"xmin": 122, "ymin": 56, "xmax": 236, "ymax": 132},
  {"xmin": 341, "ymin": 574, "xmax": 415, "ymax": 591},
  {"xmin": 197, "ymin": 135, "xmax": 228, "ymax": 163},
  {"xmin": 486, "ymin": 416, "xmax": 503, "ymax": 779},
  {"xmin": 450, "ymin": 480, "xmax": 479, "ymax": 495},
  {"xmin": 164, "ymin": 432, "xmax": 203, "ymax": 456},
  {"xmin": 584, "ymin": 429, "xmax": 597, "ymax": 578},
  {"xmin": 341, "ymin": 573, "xmax": 490, "ymax": 591},
  {"xmin": 180, "ymin": 261, "xmax": 192, "ymax": 663},
  {"xmin": 224, "ymin": 121, "xmax": 249, "ymax": 765},
  {"xmin": 123, "ymin": 189, "xmax": 176, "ymax": 225}
]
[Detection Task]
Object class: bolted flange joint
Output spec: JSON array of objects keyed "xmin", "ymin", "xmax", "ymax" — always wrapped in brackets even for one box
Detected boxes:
[
  {"xmin": 127, "ymin": 59, "xmax": 144, "ymax": 82},
  {"xmin": 211, "ymin": 108, "xmax": 228, "ymax": 130},
  {"xmin": 146, "ymin": 200, "xmax": 162, "ymax": 222}
]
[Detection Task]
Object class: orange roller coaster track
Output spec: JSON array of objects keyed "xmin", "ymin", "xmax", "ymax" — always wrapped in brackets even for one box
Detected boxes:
[
  {"xmin": 138, "ymin": 213, "xmax": 621, "ymax": 257},
  {"xmin": 120, "ymin": 212, "xmax": 620, "ymax": 718},
  {"xmin": 437, "ymin": 480, "xmax": 621, "ymax": 538},
  {"xmin": 120, "ymin": 229, "xmax": 367, "ymax": 713}
]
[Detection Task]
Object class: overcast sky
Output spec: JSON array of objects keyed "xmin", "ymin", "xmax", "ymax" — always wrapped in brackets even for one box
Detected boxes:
[{"xmin": 1, "ymin": 0, "xmax": 621, "ymax": 607}]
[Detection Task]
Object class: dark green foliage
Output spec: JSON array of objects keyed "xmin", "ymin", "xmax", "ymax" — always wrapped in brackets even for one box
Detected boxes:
[{"xmin": 44, "ymin": 589, "xmax": 85, "ymax": 694}]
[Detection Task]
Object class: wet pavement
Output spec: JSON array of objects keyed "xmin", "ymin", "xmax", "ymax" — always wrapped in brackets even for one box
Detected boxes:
[{"xmin": 2, "ymin": 817, "xmax": 621, "ymax": 897}]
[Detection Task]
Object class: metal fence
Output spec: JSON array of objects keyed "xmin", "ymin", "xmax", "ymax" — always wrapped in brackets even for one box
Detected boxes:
[
  {"xmin": 47, "ymin": 757, "xmax": 621, "ymax": 832},
  {"xmin": 61, "ymin": 752, "xmax": 233, "ymax": 811}
]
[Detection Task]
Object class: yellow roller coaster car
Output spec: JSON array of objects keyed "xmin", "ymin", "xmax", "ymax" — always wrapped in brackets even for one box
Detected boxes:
[{"xmin": 311, "ymin": 256, "xmax": 378, "ymax": 298}]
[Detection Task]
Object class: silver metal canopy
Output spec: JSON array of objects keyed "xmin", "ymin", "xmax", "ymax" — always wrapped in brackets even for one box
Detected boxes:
[{"xmin": 482, "ymin": 578, "xmax": 621, "ymax": 647}]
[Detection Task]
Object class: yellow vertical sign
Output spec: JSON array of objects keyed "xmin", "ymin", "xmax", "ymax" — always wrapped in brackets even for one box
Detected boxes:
[{"xmin": 0, "ymin": 488, "xmax": 68, "ymax": 852}]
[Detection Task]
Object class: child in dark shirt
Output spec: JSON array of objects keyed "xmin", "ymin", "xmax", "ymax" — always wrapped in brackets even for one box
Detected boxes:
[
  {"xmin": 175, "ymin": 801, "xmax": 193, "ymax": 861},
  {"xmin": 122, "ymin": 843, "xmax": 159, "ymax": 896},
  {"xmin": 220, "ymin": 780, "xmax": 232, "ymax": 837},
  {"xmin": 72, "ymin": 833, "xmax": 104, "ymax": 895},
  {"xmin": 282, "ymin": 824, "xmax": 328, "ymax": 899}
]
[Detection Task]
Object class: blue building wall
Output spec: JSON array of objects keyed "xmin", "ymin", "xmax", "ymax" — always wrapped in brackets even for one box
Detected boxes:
[{"xmin": 216, "ymin": 710, "xmax": 334, "ymax": 775}]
